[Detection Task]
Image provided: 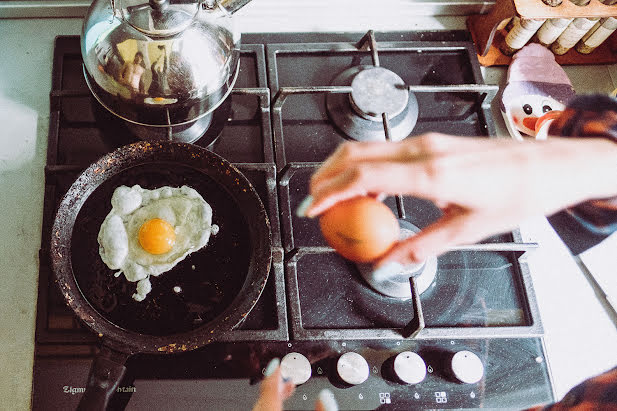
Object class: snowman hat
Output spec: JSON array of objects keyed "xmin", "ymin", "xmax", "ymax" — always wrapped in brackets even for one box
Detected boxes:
[
  {"xmin": 499, "ymin": 44, "xmax": 575, "ymax": 112},
  {"xmin": 507, "ymin": 43, "xmax": 572, "ymax": 85}
]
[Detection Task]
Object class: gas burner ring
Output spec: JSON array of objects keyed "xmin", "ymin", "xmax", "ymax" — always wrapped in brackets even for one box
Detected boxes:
[
  {"xmin": 326, "ymin": 65, "xmax": 419, "ymax": 142},
  {"xmin": 349, "ymin": 66, "xmax": 409, "ymax": 121},
  {"xmin": 357, "ymin": 220, "xmax": 437, "ymax": 299},
  {"xmin": 96, "ymin": 94, "xmax": 232, "ymax": 146},
  {"xmin": 126, "ymin": 112, "xmax": 214, "ymax": 144}
]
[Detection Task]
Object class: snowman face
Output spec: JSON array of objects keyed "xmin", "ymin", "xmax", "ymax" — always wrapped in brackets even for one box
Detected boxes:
[{"xmin": 505, "ymin": 94, "xmax": 565, "ymax": 136}]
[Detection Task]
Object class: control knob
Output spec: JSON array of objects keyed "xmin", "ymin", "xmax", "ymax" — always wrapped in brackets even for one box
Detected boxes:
[
  {"xmin": 451, "ymin": 350, "xmax": 484, "ymax": 384},
  {"xmin": 280, "ymin": 352, "xmax": 312, "ymax": 385},
  {"xmin": 337, "ymin": 352, "xmax": 370, "ymax": 385},
  {"xmin": 393, "ymin": 351, "xmax": 426, "ymax": 384}
]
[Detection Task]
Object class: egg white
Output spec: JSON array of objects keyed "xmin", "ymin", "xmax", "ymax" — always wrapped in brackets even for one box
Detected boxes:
[{"xmin": 97, "ymin": 185, "xmax": 218, "ymax": 301}]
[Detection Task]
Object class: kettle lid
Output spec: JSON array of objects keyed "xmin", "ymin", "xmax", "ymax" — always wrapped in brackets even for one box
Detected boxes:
[{"xmin": 119, "ymin": 0, "xmax": 199, "ymax": 36}]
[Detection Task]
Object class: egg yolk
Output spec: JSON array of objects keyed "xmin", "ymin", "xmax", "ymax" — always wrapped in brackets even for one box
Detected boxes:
[{"xmin": 138, "ymin": 218, "xmax": 176, "ymax": 255}]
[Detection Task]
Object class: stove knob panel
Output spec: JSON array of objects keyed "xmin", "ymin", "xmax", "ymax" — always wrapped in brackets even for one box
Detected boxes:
[
  {"xmin": 393, "ymin": 351, "xmax": 426, "ymax": 385},
  {"xmin": 337, "ymin": 352, "xmax": 370, "ymax": 385},
  {"xmin": 451, "ymin": 350, "xmax": 484, "ymax": 384},
  {"xmin": 280, "ymin": 352, "xmax": 312, "ymax": 385}
]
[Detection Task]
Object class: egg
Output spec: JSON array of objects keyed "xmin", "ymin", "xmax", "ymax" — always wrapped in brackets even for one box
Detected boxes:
[
  {"xmin": 319, "ymin": 197, "xmax": 400, "ymax": 263},
  {"xmin": 97, "ymin": 185, "xmax": 218, "ymax": 302}
]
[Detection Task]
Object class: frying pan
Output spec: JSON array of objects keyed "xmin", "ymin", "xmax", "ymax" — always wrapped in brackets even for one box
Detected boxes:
[{"xmin": 50, "ymin": 141, "xmax": 271, "ymax": 410}]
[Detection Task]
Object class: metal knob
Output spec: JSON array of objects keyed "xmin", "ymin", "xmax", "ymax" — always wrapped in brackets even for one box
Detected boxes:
[
  {"xmin": 393, "ymin": 351, "xmax": 426, "ymax": 385},
  {"xmin": 280, "ymin": 352, "xmax": 312, "ymax": 385},
  {"xmin": 337, "ymin": 352, "xmax": 370, "ymax": 385},
  {"xmin": 451, "ymin": 350, "xmax": 484, "ymax": 384}
]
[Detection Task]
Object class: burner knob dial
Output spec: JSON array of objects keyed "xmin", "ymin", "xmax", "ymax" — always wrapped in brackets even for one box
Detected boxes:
[
  {"xmin": 280, "ymin": 352, "xmax": 312, "ymax": 385},
  {"xmin": 393, "ymin": 351, "xmax": 426, "ymax": 385},
  {"xmin": 451, "ymin": 350, "xmax": 484, "ymax": 384},
  {"xmin": 337, "ymin": 352, "xmax": 370, "ymax": 385}
]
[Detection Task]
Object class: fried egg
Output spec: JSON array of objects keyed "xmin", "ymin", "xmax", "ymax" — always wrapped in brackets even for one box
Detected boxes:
[{"xmin": 97, "ymin": 185, "xmax": 219, "ymax": 302}]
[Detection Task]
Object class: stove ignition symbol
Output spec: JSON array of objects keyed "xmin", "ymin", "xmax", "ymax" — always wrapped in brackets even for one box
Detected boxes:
[
  {"xmin": 414, "ymin": 393, "xmax": 420, "ymax": 400},
  {"xmin": 435, "ymin": 392, "xmax": 448, "ymax": 404},
  {"xmin": 379, "ymin": 393, "xmax": 391, "ymax": 404}
]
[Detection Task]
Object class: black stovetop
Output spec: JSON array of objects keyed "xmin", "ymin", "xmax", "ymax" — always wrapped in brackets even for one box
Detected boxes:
[{"xmin": 33, "ymin": 31, "xmax": 554, "ymax": 410}]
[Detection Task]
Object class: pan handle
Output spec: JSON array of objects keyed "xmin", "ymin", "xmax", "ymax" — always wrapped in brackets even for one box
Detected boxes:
[
  {"xmin": 77, "ymin": 345, "xmax": 129, "ymax": 411},
  {"xmin": 401, "ymin": 276, "xmax": 425, "ymax": 338}
]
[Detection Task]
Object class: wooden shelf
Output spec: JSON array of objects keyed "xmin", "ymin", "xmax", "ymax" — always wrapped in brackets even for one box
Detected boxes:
[
  {"xmin": 467, "ymin": 0, "xmax": 617, "ymax": 65},
  {"xmin": 516, "ymin": 0, "xmax": 617, "ymax": 18},
  {"xmin": 468, "ymin": 22, "xmax": 617, "ymax": 66}
]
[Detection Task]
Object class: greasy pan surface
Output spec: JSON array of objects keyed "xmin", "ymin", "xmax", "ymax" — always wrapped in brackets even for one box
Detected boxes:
[{"xmin": 50, "ymin": 141, "xmax": 272, "ymax": 354}]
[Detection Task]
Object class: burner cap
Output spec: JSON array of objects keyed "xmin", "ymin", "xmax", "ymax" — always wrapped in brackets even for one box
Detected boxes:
[
  {"xmin": 357, "ymin": 220, "xmax": 437, "ymax": 299},
  {"xmin": 350, "ymin": 67, "xmax": 409, "ymax": 121},
  {"xmin": 326, "ymin": 65, "xmax": 418, "ymax": 142}
]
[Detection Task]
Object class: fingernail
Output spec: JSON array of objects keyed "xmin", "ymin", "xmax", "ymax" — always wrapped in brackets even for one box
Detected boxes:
[
  {"xmin": 295, "ymin": 195, "xmax": 313, "ymax": 218},
  {"xmin": 372, "ymin": 261, "xmax": 404, "ymax": 282},
  {"xmin": 317, "ymin": 389, "xmax": 339, "ymax": 411},
  {"xmin": 264, "ymin": 358, "xmax": 280, "ymax": 376}
]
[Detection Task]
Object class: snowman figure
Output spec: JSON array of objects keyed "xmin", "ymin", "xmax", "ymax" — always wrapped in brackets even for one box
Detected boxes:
[{"xmin": 499, "ymin": 44, "xmax": 576, "ymax": 140}]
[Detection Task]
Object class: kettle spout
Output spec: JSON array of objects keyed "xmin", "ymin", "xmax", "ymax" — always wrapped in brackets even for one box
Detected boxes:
[{"xmin": 217, "ymin": 0, "xmax": 251, "ymax": 14}]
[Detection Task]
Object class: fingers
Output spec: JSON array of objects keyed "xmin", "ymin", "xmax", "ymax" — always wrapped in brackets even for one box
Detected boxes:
[
  {"xmin": 253, "ymin": 361, "xmax": 336, "ymax": 411},
  {"xmin": 306, "ymin": 161, "xmax": 434, "ymax": 217},
  {"xmin": 306, "ymin": 134, "xmax": 481, "ymax": 217},
  {"xmin": 375, "ymin": 206, "xmax": 522, "ymax": 267},
  {"xmin": 315, "ymin": 389, "xmax": 339, "ymax": 411},
  {"xmin": 310, "ymin": 133, "xmax": 485, "ymax": 192},
  {"xmin": 310, "ymin": 140, "xmax": 415, "ymax": 187},
  {"xmin": 305, "ymin": 135, "xmax": 528, "ymax": 218},
  {"xmin": 252, "ymin": 359, "xmax": 295, "ymax": 411},
  {"xmin": 282, "ymin": 380, "xmax": 296, "ymax": 400},
  {"xmin": 375, "ymin": 206, "xmax": 481, "ymax": 265}
]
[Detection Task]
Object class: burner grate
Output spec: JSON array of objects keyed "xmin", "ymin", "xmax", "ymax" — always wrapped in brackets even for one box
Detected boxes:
[{"xmin": 268, "ymin": 30, "xmax": 543, "ymax": 342}]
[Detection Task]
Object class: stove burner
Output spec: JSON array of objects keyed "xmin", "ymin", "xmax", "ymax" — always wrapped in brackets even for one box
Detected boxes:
[
  {"xmin": 95, "ymin": 96, "xmax": 232, "ymax": 146},
  {"xmin": 357, "ymin": 220, "xmax": 437, "ymax": 299},
  {"xmin": 128, "ymin": 97, "xmax": 232, "ymax": 144},
  {"xmin": 326, "ymin": 65, "xmax": 419, "ymax": 142},
  {"xmin": 126, "ymin": 112, "xmax": 213, "ymax": 144},
  {"xmin": 350, "ymin": 67, "xmax": 409, "ymax": 120}
]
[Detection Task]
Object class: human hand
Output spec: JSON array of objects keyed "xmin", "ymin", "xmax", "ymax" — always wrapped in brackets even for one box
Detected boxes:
[
  {"xmin": 252, "ymin": 359, "xmax": 338, "ymax": 411},
  {"xmin": 301, "ymin": 133, "xmax": 617, "ymax": 266}
]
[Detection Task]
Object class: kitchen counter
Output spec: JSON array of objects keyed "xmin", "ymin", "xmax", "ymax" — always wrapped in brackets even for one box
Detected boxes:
[{"xmin": 1, "ymin": 8, "xmax": 616, "ymax": 410}]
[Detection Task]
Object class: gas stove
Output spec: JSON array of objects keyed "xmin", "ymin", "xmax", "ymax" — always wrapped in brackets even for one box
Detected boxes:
[{"xmin": 33, "ymin": 31, "xmax": 555, "ymax": 410}]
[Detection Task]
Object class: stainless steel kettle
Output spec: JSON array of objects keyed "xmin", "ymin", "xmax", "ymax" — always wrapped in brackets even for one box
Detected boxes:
[{"xmin": 81, "ymin": 0, "xmax": 251, "ymax": 141}]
